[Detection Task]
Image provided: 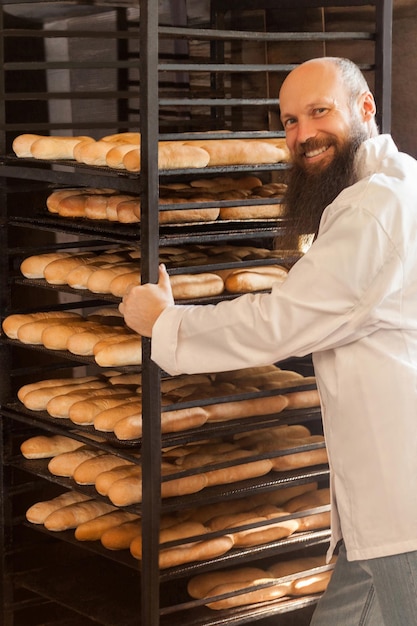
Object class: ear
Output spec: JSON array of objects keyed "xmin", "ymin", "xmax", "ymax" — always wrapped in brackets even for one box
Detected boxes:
[{"xmin": 358, "ymin": 91, "xmax": 376, "ymax": 122}]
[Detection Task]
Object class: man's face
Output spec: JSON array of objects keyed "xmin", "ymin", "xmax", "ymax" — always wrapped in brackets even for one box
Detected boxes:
[
  {"xmin": 279, "ymin": 61, "xmax": 365, "ymax": 172},
  {"xmin": 278, "ymin": 62, "xmax": 370, "ymax": 245}
]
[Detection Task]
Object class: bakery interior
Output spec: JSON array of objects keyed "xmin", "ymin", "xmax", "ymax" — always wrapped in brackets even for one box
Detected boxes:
[{"xmin": 0, "ymin": 0, "xmax": 412, "ymax": 625}]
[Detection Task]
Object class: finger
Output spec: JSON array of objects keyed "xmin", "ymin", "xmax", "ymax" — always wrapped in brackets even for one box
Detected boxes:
[{"xmin": 158, "ymin": 263, "xmax": 171, "ymax": 288}]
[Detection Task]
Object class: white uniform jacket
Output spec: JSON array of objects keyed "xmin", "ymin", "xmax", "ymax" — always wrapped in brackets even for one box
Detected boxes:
[{"xmin": 152, "ymin": 135, "xmax": 417, "ymax": 561}]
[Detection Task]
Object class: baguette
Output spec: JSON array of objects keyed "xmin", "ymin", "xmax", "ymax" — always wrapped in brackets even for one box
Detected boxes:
[
  {"xmin": 94, "ymin": 401, "xmax": 142, "ymax": 432},
  {"xmin": 44, "ymin": 499, "xmax": 117, "ymax": 531},
  {"xmin": 22, "ymin": 379, "xmax": 109, "ymax": 411},
  {"xmin": 17, "ymin": 374, "xmax": 99, "ymax": 403},
  {"xmin": 30, "ymin": 135, "xmax": 94, "ymax": 160},
  {"xmin": 26, "ymin": 491, "xmax": 92, "ymax": 524},
  {"xmin": 184, "ymin": 139, "xmax": 288, "ymax": 166},
  {"xmin": 94, "ymin": 464, "xmax": 142, "ymax": 497},
  {"xmin": 205, "ymin": 393, "xmax": 289, "ymax": 422},
  {"xmin": 12, "ymin": 133, "xmax": 43, "ymax": 157},
  {"xmin": 122, "ymin": 142, "xmax": 210, "ymax": 172},
  {"xmin": 68, "ymin": 392, "xmax": 136, "ymax": 425},
  {"xmin": 169, "ymin": 273, "xmax": 224, "ymax": 299},
  {"xmin": 46, "ymin": 387, "xmax": 110, "ymax": 419},
  {"xmin": 157, "ymin": 535, "xmax": 235, "ymax": 570},
  {"xmin": 20, "ymin": 251, "xmax": 71, "ymax": 278},
  {"xmin": 75, "ymin": 510, "xmax": 139, "ymax": 541},
  {"xmin": 47, "ymin": 447, "xmax": 106, "ymax": 477},
  {"xmin": 2, "ymin": 310, "xmax": 81, "ymax": 340},
  {"xmin": 224, "ymin": 265, "xmax": 288, "ymax": 293},
  {"xmin": 187, "ymin": 566, "xmax": 269, "ymax": 599},
  {"xmin": 94, "ymin": 336, "xmax": 142, "ymax": 367},
  {"xmin": 73, "ymin": 454, "xmax": 135, "ymax": 485},
  {"xmin": 101, "ymin": 519, "xmax": 142, "ymax": 550},
  {"xmin": 20, "ymin": 434, "xmax": 84, "ymax": 459}
]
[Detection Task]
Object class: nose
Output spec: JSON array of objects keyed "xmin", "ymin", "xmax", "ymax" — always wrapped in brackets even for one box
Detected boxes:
[{"xmin": 295, "ymin": 117, "xmax": 317, "ymax": 146}]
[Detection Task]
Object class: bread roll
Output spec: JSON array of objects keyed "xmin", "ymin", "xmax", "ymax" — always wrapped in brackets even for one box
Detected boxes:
[
  {"xmin": 20, "ymin": 434, "xmax": 84, "ymax": 459},
  {"xmin": 116, "ymin": 199, "xmax": 140, "ymax": 223},
  {"xmin": 20, "ymin": 252, "xmax": 71, "ymax": 278},
  {"xmin": 184, "ymin": 139, "xmax": 288, "ymax": 166},
  {"xmin": 44, "ymin": 499, "xmax": 117, "ymax": 531},
  {"xmin": 109, "ymin": 272, "xmax": 140, "ymax": 297},
  {"xmin": 30, "ymin": 135, "xmax": 94, "ymax": 160},
  {"xmin": 204, "ymin": 458, "xmax": 273, "ymax": 487},
  {"xmin": 75, "ymin": 510, "xmax": 139, "ymax": 541},
  {"xmin": 73, "ymin": 454, "xmax": 134, "ymax": 485},
  {"xmin": 86, "ymin": 263, "xmax": 137, "ymax": 293},
  {"xmin": 93, "ymin": 401, "xmax": 142, "ymax": 432},
  {"xmin": 105, "ymin": 144, "xmax": 140, "ymax": 169},
  {"xmin": 101, "ymin": 519, "xmax": 141, "ymax": 550},
  {"xmin": 45, "ymin": 385, "xmax": 112, "ymax": 418},
  {"xmin": 94, "ymin": 465, "xmax": 142, "ymax": 497},
  {"xmin": 40, "ymin": 320, "xmax": 103, "ymax": 350},
  {"xmin": 66, "ymin": 327, "xmax": 129, "ymax": 356},
  {"xmin": 47, "ymin": 447, "xmax": 106, "ymax": 477},
  {"xmin": 169, "ymin": 273, "xmax": 224, "ymax": 299},
  {"xmin": 283, "ymin": 389, "xmax": 321, "ymax": 409},
  {"xmin": 26, "ymin": 491, "xmax": 91, "ymax": 524},
  {"xmin": 73, "ymin": 139, "xmax": 119, "ymax": 166},
  {"xmin": 22, "ymin": 379, "xmax": 109, "ymax": 411},
  {"xmin": 2, "ymin": 310, "xmax": 81, "ymax": 340},
  {"xmin": 12, "ymin": 133, "xmax": 43, "ymax": 157},
  {"xmin": 187, "ymin": 566, "xmax": 269, "ymax": 599},
  {"xmin": 105, "ymin": 194, "xmax": 136, "ymax": 220},
  {"xmin": 43, "ymin": 254, "xmax": 101, "ymax": 284},
  {"xmin": 122, "ymin": 142, "xmax": 210, "ymax": 172},
  {"xmin": 94, "ymin": 336, "xmax": 142, "ymax": 367},
  {"xmin": 101, "ymin": 132, "xmax": 140, "ymax": 144},
  {"xmin": 224, "ymin": 265, "xmax": 288, "ymax": 293},
  {"xmin": 205, "ymin": 393, "xmax": 289, "ymax": 422},
  {"xmin": 68, "ymin": 392, "xmax": 136, "ymax": 425},
  {"xmin": 17, "ymin": 374, "xmax": 99, "ymax": 403},
  {"xmin": 219, "ymin": 202, "xmax": 286, "ymax": 220}
]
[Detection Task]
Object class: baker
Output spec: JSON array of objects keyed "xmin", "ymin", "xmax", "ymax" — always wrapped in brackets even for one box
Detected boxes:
[{"xmin": 119, "ymin": 57, "xmax": 417, "ymax": 625}]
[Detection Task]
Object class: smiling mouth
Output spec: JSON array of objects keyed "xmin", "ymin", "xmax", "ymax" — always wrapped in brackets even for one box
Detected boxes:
[{"xmin": 304, "ymin": 145, "xmax": 330, "ymax": 159}]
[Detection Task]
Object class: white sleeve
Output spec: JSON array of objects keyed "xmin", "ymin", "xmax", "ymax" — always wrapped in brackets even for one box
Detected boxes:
[{"xmin": 151, "ymin": 202, "xmax": 400, "ymax": 376}]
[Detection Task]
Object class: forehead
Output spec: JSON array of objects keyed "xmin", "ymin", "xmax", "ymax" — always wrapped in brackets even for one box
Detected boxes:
[{"xmin": 279, "ymin": 62, "xmax": 348, "ymax": 116}]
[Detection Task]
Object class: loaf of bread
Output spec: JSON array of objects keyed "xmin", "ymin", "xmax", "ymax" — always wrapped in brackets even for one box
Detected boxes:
[
  {"xmin": 101, "ymin": 519, "xmax": 142, "ymax": 550},
  {"xmin": 12, "ymin": 134, "xmax": 94, "ymax": 159},
  {"xmin": 223, "ymin": 265, "xmax": 288, "ymax": 293},
  {"xmin": 26, "ymin": 491, "xmax": 92, "ymax": 524},
  {"xmin": 73, "ymin": 454, "xmax": 135, "ymax": 485},
  {"xmin": 17, "ymin": 374, "xmax": 99, "ymax": 403},
  {"xmin": 20, "ymin": 434, "xmax": 84, "ymax": 459},
  {"xmin": 46, "ymin": 386, "xmax": 111, "ymax": 418},
  {"xmin": 22, "ymin": 378, "xmax": 109, "ymax": 411},
  {"xmin": 94, "ymin": 336, "xmax": 142, "ymax": 367},
  {"xmin": 2, "ymin": 310, "xmax": 81, "ymax": 340},
  {"xmin": 93, "ymin": 401, "xmax": 142, "ymax": 432},
  {"xmin": 75, "ymin": 510, "xmax": 139, "ymax": 541},
  {"xmin": 68, "ymin": 392, "xmax": 136, "ymax": 425},
  {"xmin": 47, "ymin": 447, "xmax": 106, "ymax": 477},
  {"xmin": 184, "ymin": 138, "xmax": 288, "ymax": 166},
  {"xmin": 44, "ymin": 499, "xmax": 117, "ymax": 531},
  {"xmin": 122, "ymin": 142, "xmax": 211, "ymax": 171},
  {"xmin": 94, "ymin": 464, "xmax": 142, "ymax": 497},
  {"xmin": 20, "ymin": 251, "xmax": 71, "ymax": 278}
]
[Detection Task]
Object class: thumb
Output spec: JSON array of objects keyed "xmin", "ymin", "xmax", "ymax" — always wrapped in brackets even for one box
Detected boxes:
[{"xmin": 158, "ymin": 263, "xmax": 171, "ymax": 288}]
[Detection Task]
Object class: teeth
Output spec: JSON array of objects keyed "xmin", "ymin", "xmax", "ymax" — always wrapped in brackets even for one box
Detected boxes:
[{"xmin": 305, "ymin": 146, "xmax": 328, "ymax": 158}]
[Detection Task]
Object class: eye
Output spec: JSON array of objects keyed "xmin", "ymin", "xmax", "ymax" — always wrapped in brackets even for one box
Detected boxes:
[
  {"xmin": 283, "ymin": 117, "xmax": 297, "ymax": 129},
  {"xmin": 312, "ymin": 107, "xmax": 328, "ymax": 117}
]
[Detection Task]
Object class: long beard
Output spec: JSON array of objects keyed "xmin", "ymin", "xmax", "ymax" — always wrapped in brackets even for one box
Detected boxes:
[{"xmin": 280, "ymin": 126, "xmax": 368, "ymax": 249}]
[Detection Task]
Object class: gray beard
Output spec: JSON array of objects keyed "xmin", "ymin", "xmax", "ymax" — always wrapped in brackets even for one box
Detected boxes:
[{"xmin": 280, "ymin": 128, "xmax": 368, "ymax": 249}]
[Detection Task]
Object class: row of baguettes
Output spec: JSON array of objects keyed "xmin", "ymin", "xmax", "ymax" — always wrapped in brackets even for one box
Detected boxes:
[
  {"xmin": 22, "ymin": 430, "xmax": 329, "ymax": 569},
  {"xmin": 19, "ymin": 246, "xmax": 289, "ymax": 299},
  {"xmin": 45, "ymin": 178, "xmax": 287, "ymax": 223},
  {"xmin": 12, "ymin": 132, "xmax": 290, "ymax": 171},
  {"xmin": 13, "ymin": 364, "xmax": 319, "ymax": 438}
]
